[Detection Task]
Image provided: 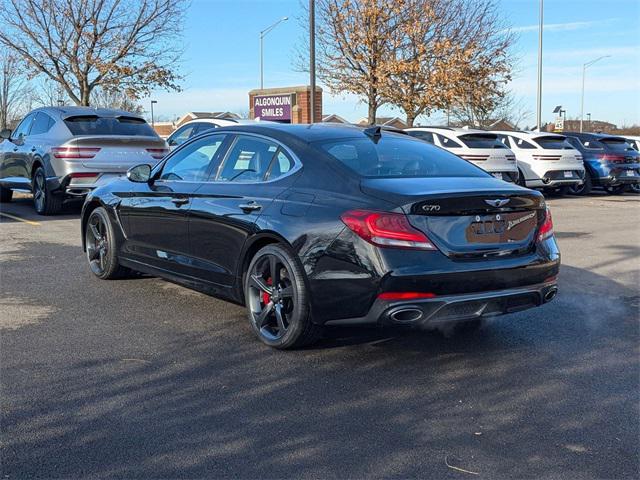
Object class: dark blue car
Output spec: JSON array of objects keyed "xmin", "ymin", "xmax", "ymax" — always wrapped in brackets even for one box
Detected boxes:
[{"xmin": 563, "ymin": 132, "xmax": 640, "ymax": 194}]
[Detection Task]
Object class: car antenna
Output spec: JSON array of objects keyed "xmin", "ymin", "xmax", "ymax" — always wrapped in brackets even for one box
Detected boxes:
[{"xmin": 363, "ymin": 126, "xmax": 382, "ymax": 143}]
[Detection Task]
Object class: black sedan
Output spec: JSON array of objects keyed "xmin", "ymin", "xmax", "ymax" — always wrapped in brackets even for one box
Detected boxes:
[{"xmin": 81, "ymin": 124, "xmax": 560, "ymax": 349}]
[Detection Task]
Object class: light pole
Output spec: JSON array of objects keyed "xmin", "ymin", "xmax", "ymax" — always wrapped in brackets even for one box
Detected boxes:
[
  {"xmin": 309, "ymin": 0, "xmax": 316, "ymax": 123},
  {"xmin": 535, "ymin": 0, "xmax": 543, "ymax": 131},
  {"xmin": 150, "ymin": 100, "xmax": 157, "ymax": 128},
  {"xmin": 587, "ymin": 112, "xmax": 591, "ymax": 130},
  {"xmin": 580, "ymin": 55, "xmax": 610, "ymax": 132},
  {"xmin": 260, "ymin": 16, "xmax": 288, "ymax": 89}
]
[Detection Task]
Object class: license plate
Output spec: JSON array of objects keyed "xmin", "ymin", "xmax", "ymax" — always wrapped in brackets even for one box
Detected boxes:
[
  {"xmin": 563, "ymin": 171, "xmax": 573, "ymax": 178},
  {"xmin": 492, "ymin": 172, "xmax": 503, "ymax": 180},
  {"xmin": 626, "ymin": 170, "xmax": 635, "ymax": 177}
]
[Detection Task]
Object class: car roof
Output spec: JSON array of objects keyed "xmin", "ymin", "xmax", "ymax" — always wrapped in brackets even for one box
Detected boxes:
[
  {"xmin": 211, "ymin": 122, "xmax": 409, "ymax": 143},
  {"xmin": 408, "ymin": 126, "xmax": 496, "ymax": 136},
  {"xmin": 31, "ymin": 106, "xmax": 146, "ymax": 121},
  {"xmin": 495, "ymin": 130, "xmax": 566, "ymax": 140},
  {"xmin": 563, "ymin": 132, "xmax": 629, "ymax": 141}
]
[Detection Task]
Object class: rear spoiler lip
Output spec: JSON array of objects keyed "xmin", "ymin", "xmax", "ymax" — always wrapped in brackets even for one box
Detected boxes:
[{"xmin": 62, "ymin": 114, "xmax": 146, "ymax": 122}]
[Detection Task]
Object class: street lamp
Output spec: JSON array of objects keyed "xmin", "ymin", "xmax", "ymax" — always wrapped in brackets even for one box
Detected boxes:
[
  {"xmin": 150, "ymin": 100, "xmax": 157, "ymax": 128},
  {"xmin": 587, "ymin": 112, "xmax": 592, "ymax": 130},
  {"xmin": 535, "ymin": 0, "xmax": 544, "ymax": 131},
  {"xmin": 580, "ymin": 55, "xmax": 610, "ymax": 132},
  {"xmin": 260, "ymin": 16, "xmax": 288, "ymax": 89}
]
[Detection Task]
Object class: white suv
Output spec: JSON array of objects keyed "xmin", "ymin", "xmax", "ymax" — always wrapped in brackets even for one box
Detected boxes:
[
  {"xmin": 493, "ymin": 131, "xmax": 585, "ymax": 191},
  {"xmin": 406, "ymin": 127, "xmax": 519, "ymax": 182}
]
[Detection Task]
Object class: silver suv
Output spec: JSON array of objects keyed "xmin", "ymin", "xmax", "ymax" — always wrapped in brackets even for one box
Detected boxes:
[{"xmin": 0, "ymin": 106, "xmax": 167, "ymax": 214}]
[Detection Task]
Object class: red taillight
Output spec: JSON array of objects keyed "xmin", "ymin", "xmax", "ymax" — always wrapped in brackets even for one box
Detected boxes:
[
  {"xmin": 340, "ymin": 210, "xmax": 437, "ymax": 250},
  {"xmin": 51, "ymin": 147, "xmax": 100, "ymax": 159},
  {"xmin": 146, "ymin": 148, "xmax": 168, "ymax": 159},
  {"xmin": 537, "ymin": 207, "xmax": 554, "ymax": 242},
  {"xmin": 600, "ymin": 154, "xmax": 626, "ymax": 163},
  {"xmin": 378, "ymin": 292, "xmax": 437, "ymax": 301}
]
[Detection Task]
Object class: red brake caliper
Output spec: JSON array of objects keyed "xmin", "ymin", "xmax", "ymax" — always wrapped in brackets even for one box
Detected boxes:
[{"xmin": 261, "ymin": 278, "xmax": 272, "ymax": 305}]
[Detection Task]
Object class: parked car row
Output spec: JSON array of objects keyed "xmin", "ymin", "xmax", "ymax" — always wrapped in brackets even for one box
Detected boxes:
[{"xmin": 406, "ymin": 126, "xmax": 640, "ymax": 196}]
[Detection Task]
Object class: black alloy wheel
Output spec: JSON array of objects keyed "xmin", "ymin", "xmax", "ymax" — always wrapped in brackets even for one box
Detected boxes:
[
  {"xmin": 0, "ymin": 185, "xmax": 12, "ymax": 203},
  {"xmin": 570, "ymin": 171, "xmax": 592, "ymax": 195},
  {"xmin": 85, "ymin": 207, "xmax": 130, "ymax": 279},
  {"xmin": 629, "ymin": 183, "xmax": 640, "ymax": 194},
  {"xmin": 245, "ymin": 244, "xmax": 321, "ymax": 349},
  {"xmin": 33, "ymin": 166, "xmax": 62, "ymax": 215}
]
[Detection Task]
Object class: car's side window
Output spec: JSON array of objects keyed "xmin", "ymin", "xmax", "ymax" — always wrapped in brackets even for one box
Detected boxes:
[
  {"xmin": 160, "ymin": 134, "xmax": 227, "ymax": 182},
  {"xmin": 194, "ymin": 123, "xmax": 216, "ymax": 135},
  {"xmin": 498, "ymin": 135, "xmax": 511, "ymax": 148},
  {"xmin": 514, "ymin": 137, "xmax": 536, "ymax": 149},
  {"xmin": 266, "ymin": 149, "xmax": 294, "ymax": 181},
  {"xmin": 12, "ymin": 113, "xmax": 36, "ymax": 139},
  {"xmin": 436, "ymin": 134, "xmax": 462, "ymax": 148},
  {"xmin": 217, "ymin": 136, "xmax": 280, "ymax": 182},
  {"xmin": 168, "ymin": 125, "xmax": 197, "ymax": 147},
  {"xmin": 30, "ymin": 113, "xmax": 55, "ymax": 136},
  {"xmin": 408, "ymin": 131, "xmax": 434, "ymax": 143}
]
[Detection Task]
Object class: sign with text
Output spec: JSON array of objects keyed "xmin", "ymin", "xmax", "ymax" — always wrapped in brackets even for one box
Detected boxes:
[{"xmin": 254, "ymin": 94, "xmax": 293, "ymax": 122}]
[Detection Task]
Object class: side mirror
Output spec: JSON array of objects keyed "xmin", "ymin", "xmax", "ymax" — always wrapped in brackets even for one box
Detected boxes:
[
  {"xmin": 0, "ymin": 129, "xmax": 11, "ymax": 140},
  {"xmin": 127, "ymin": 163, "xmax": 152, "ymax": 183}
]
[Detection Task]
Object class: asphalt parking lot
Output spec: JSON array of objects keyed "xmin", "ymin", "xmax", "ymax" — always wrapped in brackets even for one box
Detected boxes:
[{"xmin": 1, "ymin": 192, "xmax": 639, "ymax": 479}]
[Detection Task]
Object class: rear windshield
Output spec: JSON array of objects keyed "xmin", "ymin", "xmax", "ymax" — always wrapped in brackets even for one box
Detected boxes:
[
  {"xmin": 534, "ymin": 136, "xmax": 573, "ymax": 150},
  {"xmin": 64, "ymin": 115, "xmax": 156, "ymax": 136},
  {"xmin": 600, "ymin": 138, "xmax": 634, "ymax": 152},
  {"xmin": 458, "ymin": 133, "xmax": 506, "ymax": 149},
  {"xmin": 315, "ymin": 135, "xmax": 489, "ymax": 179}
]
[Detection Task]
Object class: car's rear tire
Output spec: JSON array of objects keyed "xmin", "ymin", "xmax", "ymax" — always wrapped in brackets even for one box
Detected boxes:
[
  {"xmin": 570, "ymin": 171, "xmax": 592, "ymax": 195},
  {"xmin": 85, "ymin": 207, "xmax": 132, "ymax": 280},
  {"xmin": 244, "ymin": 244, "xmax": 322, "ymax": 349},
  {"xmin": 629, "ymin": 183, "xmax": 640, "ymax": 194},
  {"xmin": 33, "ymin": 167, "xmax": 63, "ymax": 215},
  {"xmin": 0, "ymin": 186, "xmax": 12, "ymax": 203}
]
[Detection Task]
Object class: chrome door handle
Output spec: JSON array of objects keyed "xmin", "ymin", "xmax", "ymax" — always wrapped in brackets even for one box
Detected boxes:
[
  {"xmin": 171, "ymin": 197, "xmax": 189, "ymax": 205},
  {"xmin": 239, "ymin": 202, "xmax": 262, "ymax": 212}
]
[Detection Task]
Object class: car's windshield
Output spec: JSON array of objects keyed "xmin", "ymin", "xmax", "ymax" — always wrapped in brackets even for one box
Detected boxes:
[
  {"xmin": 458, "ymin": 133, "xmax": 506, "ymax": 149},
  {"xmin": 534, "ymin": 136, "xmax": 573, "ymax": 150},
  {"xmin": 64, "ymin": 115, "xmax": 156, "ymax": 136},
  {"xmin": 315, "ymin": 135, "xmax": 489, "ymax": 178}
]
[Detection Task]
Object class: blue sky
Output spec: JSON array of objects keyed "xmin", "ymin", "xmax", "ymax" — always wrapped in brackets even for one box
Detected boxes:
[{"xmin": 146, "ymin": 0, "xmax": 640, "ymax": 127}]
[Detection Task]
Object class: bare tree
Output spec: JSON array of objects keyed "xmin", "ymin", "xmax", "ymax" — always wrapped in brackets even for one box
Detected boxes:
[
  {"xmin": 31, "ymin": 78, "xmax": 69, "ymax": 108},
  {"xmin": 0, "ymin": 54, "xmax": 30, "ymax": 130},
  {"xmin": 0, "ymin": 0, "xmax": 186, "ymax": 106},
  {"xmin": 384, "ymin": 0, "xmax": 514, "ymax": 127},
  {"xmin": 450, "ymin": 90, "xmax": 531, "ymax": 129},
  {"xmin": 90, "ymin": 88, "xmax": 144, "ymax": 114},
  {"xmin": 301, "ymin": 0, "xmax": 408, "ymax": 124}
]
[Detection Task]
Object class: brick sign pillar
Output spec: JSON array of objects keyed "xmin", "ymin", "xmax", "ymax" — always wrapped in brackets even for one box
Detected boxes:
[{"xmin": 249, "ymin": 85, "xmax": 322, "ymax": 124}]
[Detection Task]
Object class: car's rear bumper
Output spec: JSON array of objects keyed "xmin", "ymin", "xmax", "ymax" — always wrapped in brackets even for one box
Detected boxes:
[
  {"xmin": 325, "ymin": 281, "xmax": 558, "ymax": 327},
  {"xmin": 47, "ymin": 173, "xmax": 126, "ymax": 197}
]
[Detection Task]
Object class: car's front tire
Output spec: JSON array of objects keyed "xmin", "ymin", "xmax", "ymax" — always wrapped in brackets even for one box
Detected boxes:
[
  {"xmin": 33, "ymin": 166, "xmax": 62, "ymax": 215},
  {"xmin": 244, "ymin": 244, "xmax": 322, "ymax": 349},
  {"xmin": 85, "ymin": 207, "xmax": 131, "ymax": 280}
]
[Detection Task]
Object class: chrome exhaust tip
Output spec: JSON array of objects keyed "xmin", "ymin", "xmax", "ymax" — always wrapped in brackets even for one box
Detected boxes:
[
  {"xmin": 544, "ymin": 287, "xmax": 558, "ymax": 302},
  {"xmin": 389, "ymin": 308, "xmax": 423, "ymax": 323}
]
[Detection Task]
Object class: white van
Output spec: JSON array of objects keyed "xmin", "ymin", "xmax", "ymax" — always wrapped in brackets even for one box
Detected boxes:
[
  {"xmin": 493, "ymin": 131, "xmax": 585, "ymax": 191},
  {"xmin": 406, "ymin": 127, "xmax": 519, "ymax": 182}
]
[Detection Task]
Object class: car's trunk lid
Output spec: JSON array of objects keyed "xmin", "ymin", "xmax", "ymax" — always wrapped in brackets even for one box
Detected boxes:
[
  {"xmin": 360, "ymin": 177, "xmax": 545, "ymax": 258},
  {"xmin": 69, "ymin": 136, "xmax": 167, "ymax": 170}
]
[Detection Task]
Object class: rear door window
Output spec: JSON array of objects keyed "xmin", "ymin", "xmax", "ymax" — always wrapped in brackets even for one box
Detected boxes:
[
  {"xmin": 64, "ymin": 115, "xmax": 156, "ymax": 136},
  {"xmin": 217, "ymin": 136, "xmax": 280, "ymax": 182},
  {"xmin": 512, "ymin": 137, "xmax": 537, "ymax": 149},
  {"xmin": 30, "ymin": 113, "xmax": 55, "ymax": 136}
]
